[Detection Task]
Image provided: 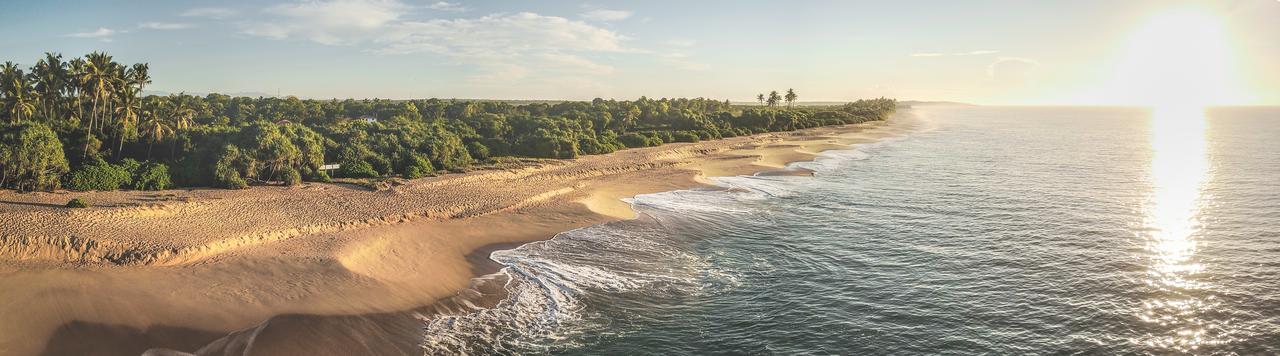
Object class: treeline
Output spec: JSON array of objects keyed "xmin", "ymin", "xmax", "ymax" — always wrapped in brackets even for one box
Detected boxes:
[{"xmin": 0, "ymin": 52, "xmax": 897, "ymax": 192}]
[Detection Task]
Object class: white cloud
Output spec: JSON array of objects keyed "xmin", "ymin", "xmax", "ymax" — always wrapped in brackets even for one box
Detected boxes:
[
  {"xmin": 427, "ymin": 1, "xmax": 467, "ymax": 12},
  {"xmin": 987, "ymin": 57, "xmax": 1039, "ymax": 84},
  {"xmin": 580, "ymin": 9, "xmax": 633, "ymax": 22},
  {"xmin": 911, "ymin": 50, "xmax": 1000, "ymax": 57},
  {"xmin": 243, "ymin": 0, "xmax": 409, "ymax": 45},
  {"xmin": 65, "ymin": 27, "xmax": 116, "ymax": 38},
  {"xmin": 540, "ymin": 53, "xmax": 615, "ymax": 75},
  {"xmin": 240, "ymin": 3, "xmax": 642, "ymax": 85},
  {"xmin": 139, "ymin": 22, "xmax": 194, "ymax": 30},
  {"xmin": 378, "ymin": 12, "xmax": 629, "ymax": 55},
  {"xmin": 659, "ymin": 52, "xmax": 709, "ymax": 71},
  {"xmin": 377, "ymin": 12, "xmax": 632, "ymax": 83},
  {"xmin": 181, "ymin": 7, "xmax": 238, "ymax": 19}
]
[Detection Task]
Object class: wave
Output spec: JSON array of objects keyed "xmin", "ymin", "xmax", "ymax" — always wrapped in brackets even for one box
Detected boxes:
[{"xmin": 417, "ymin": 134, "xmax": 910, "ymax": 354}]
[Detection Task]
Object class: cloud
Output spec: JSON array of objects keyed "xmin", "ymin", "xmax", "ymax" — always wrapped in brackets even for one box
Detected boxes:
[
  {"xmin": 139, "ymin": 22, "xmax": 194, "ymax": 30},
  {"xmin": 378, "ymin": 12, "xmax": 633, "ymax": 84},
  {"xmin": 911, "ymin": 50, "xmax": 1000, "ymax": 57},
  {"xmin": 181, "ymin": 7, "xmax": 238, "ymax": 19},
  {"xmin": 243, "ymin": 0, "xmax": 409, "ymax": 45},
  {"xmin": 659, "ymin": 52, "xmax": 709, "ymax": 71},
  {"xmin": 239, "ymin": 2, "xmax": 646, "ymax": 85},
  {"xmin": 540, "ymin": 53, "xmax": 615, "ymax": 75},
  {"xmin": 377, "ymin": 12, "xmax": 630, "ymax": 56},
  {"xmin": 427, "ymin": 1, "xmax": 467, "ymax": 12},
  {"xmin": 65, "ymin": 27, "xmax": 116, "ymax": 38},
  {"xmin": 987, "ymin": 57, "xmax": 1039, "ymax": 84},
  {"xmin": 580, "ymin": 9, "xmax": 633, "ymax": 22}
]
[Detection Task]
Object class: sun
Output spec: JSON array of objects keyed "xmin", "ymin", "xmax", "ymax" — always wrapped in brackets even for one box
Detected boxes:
[{"xmin": 1104, "ymin": 8, "xmax": 1248, "ymax": 109}]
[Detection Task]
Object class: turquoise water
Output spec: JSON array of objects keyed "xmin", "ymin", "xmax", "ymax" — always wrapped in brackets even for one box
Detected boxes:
[{"xmin": 423, "ymin": 106, "xmax": 1280, "ymax": 354}]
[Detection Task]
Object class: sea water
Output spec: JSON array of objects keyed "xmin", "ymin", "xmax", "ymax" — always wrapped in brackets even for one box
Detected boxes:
[{"xmin": 423, "ymin": 106, "xmax": 1280, "ymax": 354}]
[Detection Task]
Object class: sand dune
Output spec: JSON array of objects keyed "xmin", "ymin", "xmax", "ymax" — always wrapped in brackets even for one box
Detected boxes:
[{"xmin": 0, "ymin": 111, "xmax": 922, "ymax": 356}]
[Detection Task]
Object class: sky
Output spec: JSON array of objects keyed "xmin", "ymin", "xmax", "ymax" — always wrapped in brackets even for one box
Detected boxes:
[{"xmin": 2, "ymin": 0, "xmax": 1278, "ymax": 104}]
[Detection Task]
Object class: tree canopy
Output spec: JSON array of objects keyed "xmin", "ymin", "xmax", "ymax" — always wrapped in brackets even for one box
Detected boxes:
[{"xmin": 0, "ymin": 52, "xmax": 897, "ymax": 192}]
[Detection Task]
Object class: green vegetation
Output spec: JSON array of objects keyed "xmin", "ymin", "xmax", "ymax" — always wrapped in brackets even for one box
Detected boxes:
[
  {"xmin": 0, "ymin": 52, "xmax": 897, "ymax": 192},
  {"xmin": 65, "ymin": 198, "xmax": 89, "ymax": 208}
]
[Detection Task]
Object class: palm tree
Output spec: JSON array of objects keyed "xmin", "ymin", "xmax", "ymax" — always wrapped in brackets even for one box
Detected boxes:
[
  {"xmin": 784, "ymin": 88, "xmax": 797, "ymax": 108},
  {"xmin": 32, "ymin": 53, "xmax": 67, "ymax": 123},
  {"xmin": 114, "ymin": 87, "xmax": 141, "ymax": 156},
  {"xmin": 1, "ymin": 63, "xmax": 37, "ymax": 123},
  {"xmin": 83, "ymin": 52, "xmax": 110, "ymax": 135},
  {"xmin": 140, "ymin": 99, "xmax": 174, "ymax": 159},
  {"xmin": 0, "ymin": 62, "xmax": 19, "ymax": 122},
  {"xmin": 756, "ymin": 93, "xmax": 765, "ymax": 106},
  {"xmin": 67, "ymin": 58, "xmax": 88, "ymax": 126},
  {"xmin": 767, "ymin": 90, "xmax": 782, "ymax": 108},
  {"xmin": 7, "ymin": 79, "xmax": 37, "ymax": 123},
  {"xmin": 128, "ymin": 63, "xmax": 150, "ymax": 127}
]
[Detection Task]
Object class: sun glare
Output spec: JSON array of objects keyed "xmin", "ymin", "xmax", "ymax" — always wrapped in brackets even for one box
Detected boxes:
[{"xmin": 1106, "ymin": 8, "xmax": 1247, "ymax": 109}]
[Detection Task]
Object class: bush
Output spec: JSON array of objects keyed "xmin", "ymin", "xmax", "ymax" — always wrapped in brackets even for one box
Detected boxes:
[
  {"xmin": 466, "ymin": 141, "xmax": 490, "ymax": 161},
  {"xmin": 214, "ymin": 145, "xmax": 249, "ymax": 189},
  {"xmin": 65, "ymin": 198, "xmax": 89, "ymax": 208},
  {"xmin": 671, "ymin": 131, "xmax": 700, "ymax": 143},
  {"xmin": 0, "ymin": 122, "xmax": 69, "ymax": 192},
  {"xmin": 65, "ymin": 159, "xmax": 132, "ymax": 191},
  {"xmin": 619, "ymin": 133, "xmax": 654, "ymax": 148},
  {"xmin": 280, "ymin": 167, "xmax": 302, "ymax": 186},
  {"xmin": 402, "ymin": 155, "xmax": 434, "ymax": 179},
  {"xmin": 339, "ymin": 160, "xmax": 379, "ymax": 178},
  {"xmin": 131, "ymin": 162, "xmax": 172, "ymax": 190}
]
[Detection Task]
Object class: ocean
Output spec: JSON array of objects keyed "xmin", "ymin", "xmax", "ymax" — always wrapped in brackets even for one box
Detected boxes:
[{"xmin": 422, "ymin": 106, "xmax": 1280, "ymax": 354}]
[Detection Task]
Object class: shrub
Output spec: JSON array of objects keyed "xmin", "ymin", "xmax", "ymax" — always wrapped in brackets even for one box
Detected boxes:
[
  {"xmin": 118, "ymin": 159, "xmax": 142, "ymax": 176},
  {"xmin": 655, "ymin": 131, "xmax": 674, "ymax": 144},
  {"xmin": 214, "ymin": 145, "xmax": 249, "ymax": 189},
  {"xmin": 339, "ymin": 160, "xmax": 379, "ymax": 178},
  {"xmin": 131, "ymin": 162, "xmax": 172, "ymax": 191},
  {"xmin": 671, "ymin": 131, "xmax": 700, "ymax": 143},
  {"xmin": 65, "ymin": 198, "xmax": 89, "ymax": 208},
  {"xmin": 466, "ymin": 141, "xmax": 490, "ymax": 161},
  {"xmin": 65, "ymin": 159, "xmax": 132, "ymax": 191},
  {"xmin": 402, "ymin": 155, "xmax": 434, "ymax": 179},
  {"xmin": 280, "ymin": 167, "xmax": 302, "ymax": 186},
  {"xmin": 619, "ymin": 133, "xmax": 653, "ymax": 148},
  {"xmin": 0, "ymin": 122, "xmax": 69, "ymax": 192}
]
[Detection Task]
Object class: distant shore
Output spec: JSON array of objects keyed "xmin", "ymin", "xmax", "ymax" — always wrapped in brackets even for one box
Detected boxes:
[{"xmin": 0, "ymin": 111, "xmax": 920, "ymax": 355}]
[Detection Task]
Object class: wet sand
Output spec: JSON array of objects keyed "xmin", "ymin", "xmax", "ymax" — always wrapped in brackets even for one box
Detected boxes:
[{"xmin": 0, "ymin": 111, "xmax": 920, "ymax": 356}]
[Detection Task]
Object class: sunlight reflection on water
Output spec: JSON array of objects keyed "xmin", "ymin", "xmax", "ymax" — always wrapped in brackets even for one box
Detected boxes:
[{"xmin": 1138, "ymin": 106, "xmax": 1219, "ymax": 351}]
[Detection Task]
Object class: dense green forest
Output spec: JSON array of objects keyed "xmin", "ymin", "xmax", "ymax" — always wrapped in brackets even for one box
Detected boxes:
[{"xmin": 0, "ymin": 52, "xmax": 896, "ymax": 192}]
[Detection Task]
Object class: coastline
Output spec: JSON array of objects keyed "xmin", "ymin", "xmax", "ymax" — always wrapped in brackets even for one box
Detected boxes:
[{"xmin": 0, "ymin": 110, "xmax": 921, "ymax": 355}]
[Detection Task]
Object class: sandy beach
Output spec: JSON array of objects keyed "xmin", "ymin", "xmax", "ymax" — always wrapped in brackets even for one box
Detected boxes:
[{"xmin": 0, "ymin": 111, "xmax": 920, "ymax": 356}]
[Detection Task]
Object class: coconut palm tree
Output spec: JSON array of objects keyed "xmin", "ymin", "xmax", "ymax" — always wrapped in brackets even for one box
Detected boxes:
[
  {"xmin": 785, "ymin": 88, "xmax": 797, "ymax": 108},
  {"xmin": 1, "ymin": 63, "xmax": 38, "ymax": 123},
  {"xmin": 756, "ymin": 93, "xmax": 765, "ymax": 106},
  {"xmin": 140, "ymin": 99, "xmax": 173, "ymax": 159},
  {"xmin": 128, "ymin": 63, "xmax": 150, "ymax": 127},
  {"xmin": 0, "ymin": 62, "xmax": 19, "ymax": 122},
  {"xmin": 767, "ymin": 90, "xmax": 782, "ymax": 107},
  {"xmin": 32, "ymin": 53, "xmax": 67, "ymax": 123},
  {"xmin": 83, "ymin": 52, "xmax": 116, "ymax": 136},
  {"xmin": 114, "ymin": 87, "xmax": 141, "ymax": 156},
  {"xmin": 67, "ymin": 57, "xmax": 88, "ymax": 126}
]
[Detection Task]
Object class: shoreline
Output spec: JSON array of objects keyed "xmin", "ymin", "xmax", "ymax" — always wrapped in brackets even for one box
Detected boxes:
[{"xmin": 0, "ymin": 110, "xmax": 922, "ymax": 355}]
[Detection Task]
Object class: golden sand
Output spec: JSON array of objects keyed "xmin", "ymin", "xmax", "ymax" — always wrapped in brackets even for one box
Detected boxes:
[{"xmin": 0, "ymin": 111, "xmax": 921, "ymax": 355}]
